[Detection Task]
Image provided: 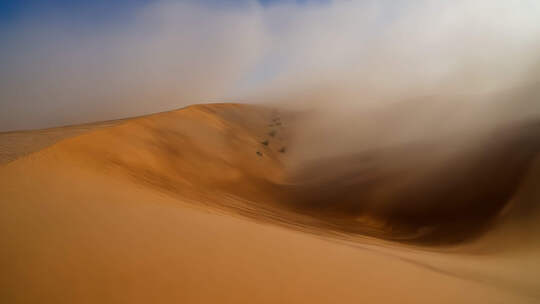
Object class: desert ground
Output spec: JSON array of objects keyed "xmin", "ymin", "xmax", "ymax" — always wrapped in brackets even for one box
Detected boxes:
[{"xmin": 2, "ymin": 103, "xmax": 540, "ymax": 303}]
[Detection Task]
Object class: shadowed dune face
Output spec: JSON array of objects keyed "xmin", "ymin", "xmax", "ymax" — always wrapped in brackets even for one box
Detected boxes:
[
  {"xmin": 10, "ymin": 103, "xmax": 539, "ymax": 246},
  {"xmin": 284, "ymin": 122, "xmax": 540, "ymax": 243}
]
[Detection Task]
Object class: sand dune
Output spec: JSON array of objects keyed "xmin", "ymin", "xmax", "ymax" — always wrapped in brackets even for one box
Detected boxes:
[
  {"xmin": 0, "ymin": 120, "xmax": 126, "ymax": 165},
  {"xmin": 2, "ymin": 103, "xmax": 540, "ymax": 303}
]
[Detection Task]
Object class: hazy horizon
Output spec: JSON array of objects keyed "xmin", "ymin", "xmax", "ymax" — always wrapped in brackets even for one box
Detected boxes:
[{"xmin": 1, "ymin": 0, "xmax": 540, "ymax": 131}]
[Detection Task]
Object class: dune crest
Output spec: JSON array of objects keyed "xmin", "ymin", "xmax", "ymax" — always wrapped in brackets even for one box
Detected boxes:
[{"xmin": 3, "ymin": 103, "xmax": 540, "ymax": 245}]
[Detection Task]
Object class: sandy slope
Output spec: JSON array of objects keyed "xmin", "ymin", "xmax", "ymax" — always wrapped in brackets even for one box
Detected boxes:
[
  {"xmin": 1, "ymin": 103, "xmax": 540, "ymax": 303},
  {"xmin": 0, "ymin": 120, "xmax": 126, "ymax": 165}
]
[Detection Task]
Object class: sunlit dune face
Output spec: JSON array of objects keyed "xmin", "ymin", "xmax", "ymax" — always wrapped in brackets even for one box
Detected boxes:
[
  {"xmin": 2, "ymin": 103, "xmax": 540, "ymax": 303},
  {"xmin": 11, "ymin": 103, "xmax": 537, "ymax": 246}
]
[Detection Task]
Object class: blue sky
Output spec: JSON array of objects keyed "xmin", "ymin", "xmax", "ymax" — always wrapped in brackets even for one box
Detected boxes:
[
  {"xmin": 0, "ymin": 0, "xmax": 146, "ymax": 25},
  {"xmin": 0, "ymin": 0, "xmax": 328, "ymax": 25}
]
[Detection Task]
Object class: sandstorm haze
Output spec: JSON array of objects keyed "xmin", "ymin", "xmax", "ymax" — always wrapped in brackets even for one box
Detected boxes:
[
  {"xmin": 3, "ymin": 1, "xmax": 540, "ymax": 303},
  {"xmin": 1, "ymin": 0, "xmax": 540, "ymax": 131}
]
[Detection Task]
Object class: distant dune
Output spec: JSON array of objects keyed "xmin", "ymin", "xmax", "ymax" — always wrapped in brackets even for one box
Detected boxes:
[{"xmin": 2, "ymin": 103, "xmax": 540, "ymax": 303}]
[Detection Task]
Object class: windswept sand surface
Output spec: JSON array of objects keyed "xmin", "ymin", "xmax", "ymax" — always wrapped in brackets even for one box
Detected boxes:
[
  {"xmin": 0, "ymin": 120, "xmax": 125, "ymax": 164},
  {"xmin": 2, "ymin": 103, "xmax": 540, "ymax": 303}
]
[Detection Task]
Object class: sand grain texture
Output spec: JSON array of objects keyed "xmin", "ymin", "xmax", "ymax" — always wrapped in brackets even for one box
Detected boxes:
[{"xmin": 1, "ymin": 103, "xmax": 540, "ymax": 303}]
